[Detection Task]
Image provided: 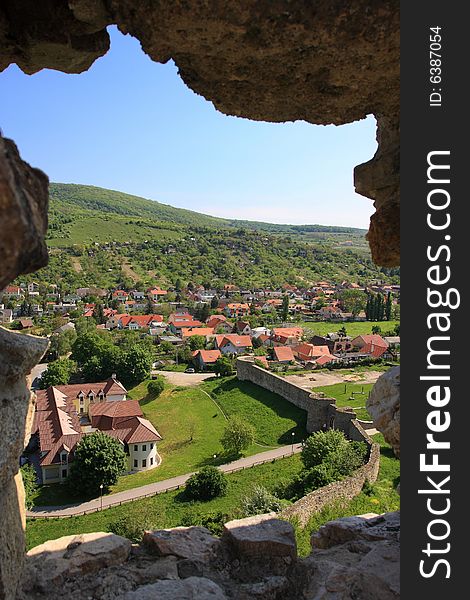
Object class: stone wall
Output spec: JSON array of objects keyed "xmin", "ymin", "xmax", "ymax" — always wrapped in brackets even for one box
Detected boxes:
[
  {"xmin": 237, "ymin": 358, "xmax": 380, "ymax": 526},
  {"xmin": 237, "ymin": 358, "xmax": 334, "ymax": 433},
  {"xmin": 280, "ymin": 436, "xmax": 380, "ymax": 526}
]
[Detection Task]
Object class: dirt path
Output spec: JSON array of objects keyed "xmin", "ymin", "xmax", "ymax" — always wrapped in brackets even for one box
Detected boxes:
[
  {"xmin": 70, "ymin": 256, "xmax": 82, "ymax": 273},
  {"xmin": 121, "ymin": 259, "xmax": 141, "ymax": 282},
  {"xmin": 284, "ymin": 370, "xmax": 383, "ymax": 390},
  {"xmin": 154, "ymin": 370, "xmax": 216, "ymax": 387}
]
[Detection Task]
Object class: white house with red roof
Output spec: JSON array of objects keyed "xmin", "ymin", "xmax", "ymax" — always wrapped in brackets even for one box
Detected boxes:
[
  {"xmin": 31, "ymin": 378, "xmax": 162, "ymax": 483},
  {"xmin": 272, "ymin": 346, "xmax": 295, "ymax": 364},
  {"xmin": 293, "ymin": 343, "xmax": 337, "ymax": 366},
  {"xmin": 215, "ymin": 334, "xmax": 252, "ymax": 355},
  {"xmin": 148, "ymin": 287, "xmax": 168, "ymax": 302}
]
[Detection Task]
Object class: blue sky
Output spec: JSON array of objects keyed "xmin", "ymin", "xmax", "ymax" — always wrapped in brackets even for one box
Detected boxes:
[{"xmin": 1, "ymin": 26, "xmax": 377, "ymax": 228}]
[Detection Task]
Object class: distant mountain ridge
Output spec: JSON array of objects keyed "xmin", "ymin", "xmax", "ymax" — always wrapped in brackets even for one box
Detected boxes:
[{"xmin": 49, "ymin": 183, "xmax": 366, "ymax": 235}]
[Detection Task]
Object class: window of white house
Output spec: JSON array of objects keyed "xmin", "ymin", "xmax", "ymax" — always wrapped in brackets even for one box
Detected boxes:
[
  {"xmin": 142, "ymin": 444, "xmax": 147, "ymax": 451},
  {"xmin": 61, "ymin": 453, "xmax": 67, "ymax": 462},
  {"xmin": 142, "ymin": 459, "xmax": 147, "ymax": 468},
  {"xmin": 150, "ymin": 443, "xmax": 154, "ymax": 449},
  {"xmin": 150, "ymin": 457, "xmax": 154, "ymax": 465},
  {"xmin": 134, "ymin": 445, "xmax": 138, "ymax": 451},
  {"xmin": 134, "ymin": 459, "xmax": 138, "ymax": 468}
]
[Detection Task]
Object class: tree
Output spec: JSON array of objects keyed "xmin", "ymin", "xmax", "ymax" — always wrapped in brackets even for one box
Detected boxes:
[
  {"xmin": 340, "ymin": 289, "xmax": 367, "ymax": 317},
  {"xmin": 281, "ymin": 294, "xmax": 289, "ymax": 322},
  {"xmin": 122, "ymin": 345, "xmax": 154, "ymax": 387},
  {"xmin": 211, "ymin": 295, "xmax": 219, "ymax": 309},
  {"xmin": 188, "ymin": 335, "xmax": 205, "ymax": 351},
  {"xmin": 147, "ymin": 376, "xmax": 165, "ymax": 398},
  {"xmin": 93, "ymin": 302, "xmax": 106, "ymax": 325},
  {"xmin": 185, "ymin": 466, "xmax": 228, "ymax": 501},
  {"xmin": 385, "ymin": 292, "xmax": 392, "ymax": 321},
  {"xmin": 221, "ymin": 416, "xmax": 255, "ymax": 455},
  {"xmin": 21, "ymin": 464, "xmax": 38, "ymax": 509},
  {"xmin": 371, "ymin": 324, "xmax": 382, "ymax": 334},
  {"xmin": 40, "ymin": 358, "xmax": 76, "ymax": 388},
  {"xmin": 69, "ymin": 431, "xmax": 127, "ymax": 495},
  {"xmin": 214, "ymin": 356, "xmax": 234, "ymax": 377},
  {"xmin": 301, "ymin": 430, "xmax": 348, "ymax": 469}
]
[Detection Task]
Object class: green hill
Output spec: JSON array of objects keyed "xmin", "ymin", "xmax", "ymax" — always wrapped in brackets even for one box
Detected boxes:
[{"xmin": 17, "ymin": 183, "xmax": 399, "ymax": 291}]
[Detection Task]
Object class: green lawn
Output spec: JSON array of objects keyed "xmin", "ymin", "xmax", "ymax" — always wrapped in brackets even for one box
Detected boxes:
[
  {"xmin": 26, "ymin": 454, "xmax": 303, "ymax": 550},
  {"xmin": 298, "ymin": 320, "xmax": 399, "ymax": 338},
  {"xmin": 314, "ymin": 382, "xmax": 374, "ymax": 420},
  {"xmin": 291, "ymin": 433, "xmax": 400, "ymax": 556},
  {"xmin": 202, "ymin": 377, "xmax": 307, "ymax": 446},
  {"xmin": 34, "ymin": 377, "xmax": 306, "ymax": 504}
]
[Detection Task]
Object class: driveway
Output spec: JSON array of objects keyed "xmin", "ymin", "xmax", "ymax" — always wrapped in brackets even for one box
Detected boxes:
[{"xmin": 153, "ymin": 370, "xmax": 216, "ymax": 387}]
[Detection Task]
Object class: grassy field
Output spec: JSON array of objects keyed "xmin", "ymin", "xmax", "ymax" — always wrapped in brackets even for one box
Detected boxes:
[
  {"xmin": 202, "ymin": 377, "xmax": 307, "ymax": 447},
  {"xmin": 26, "ymin": 433, "xmax": 399, "ymax": 555},
  {"xmin": 34, "ymin": 377, "xmax": 307, "ymax": 504},
  {"xmin": 293, "ymin": 433, "xmax": 400, "ymax": 556},
  {"xmin": 314, "ymin": 382, "xmax": 374, "ymax": 420},
  {"xmin": 26, "ymin": 454, "xmax": 303, "ymax": 550},
  {"xmin": 298, "ymin": 320, "xmax": 399, "ymax": 338}
]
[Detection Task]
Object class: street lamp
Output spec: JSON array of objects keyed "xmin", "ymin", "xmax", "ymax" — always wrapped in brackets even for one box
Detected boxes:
[
  {"xmin": 99, "ymin": 483, "xmax": 104, "ymax": 511},
  {"xmin": 291, "ymin": 432, "xmax": 295, "ymax": 454},
  {"xmin": 213, "ymin": 454, "xmax": 217, "ymax": 463}
]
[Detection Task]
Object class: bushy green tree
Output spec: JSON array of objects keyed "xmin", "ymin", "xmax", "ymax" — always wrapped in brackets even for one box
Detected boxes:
[
  {"xmin": 301, "ymin": 430, "xmax": 348, "ymax": 469},
  {"xmin": 188, "ymin": 335, "xmax": 205, "ymax": 351},
  {"xmin": 69, "ymin": 431, "xmax": 127, "ymax": 495},
  {"xmin": 21, "ymin": 464, "xmax": 38, "ymax": 509},
  {"xmin": 214, "ymin": 356, "xmax": 234, "ymax": 377},
  {"xmin": 221, "ymin": 416, "xmax": 255, "ymax": 455},
  {"xmin": 148, "ymin": 376, "xmax": 165, "ymax": 398},
  {"xmin": 185, "ymin": 466, "xmax": 228, "ymax": 501},
  {"xmin": 40, "ymin": 358, "xmax": 76, "ymax": 388}
]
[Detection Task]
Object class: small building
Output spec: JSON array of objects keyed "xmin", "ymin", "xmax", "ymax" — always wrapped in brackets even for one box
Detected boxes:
[
  {"xmin": 18, "ymin": 318, "xmax": 34, "ymax": 329},
  {"xmin": 192, "ymin": 349, "xmax": 222, "ymax": 370},
  {"xmin": 273, "ymin": 346, "xmax": 295, "ymax": 363},
  {"xmin": 215, "ymin": 334, "xmax": 252, "ymax": 355}
]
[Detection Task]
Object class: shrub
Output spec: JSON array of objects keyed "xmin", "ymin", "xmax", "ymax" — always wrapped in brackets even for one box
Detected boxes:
[
  {"xmin": 21, "ymin": 463, "xmax": 38, "ymax": 509},
  {"xmin": 328, "ymin": 441, "xmax": 368, "ymax": 477},
  {"xmin": 107, "ymin": 509, "xmax": 155, "ymax": 543},
  {"xmin": 241, "ymin": 485, "xmax": 282, "ymax": 517},
  {"xmin": 180, "ymin": 509, "xmax": 229, "ymax": 536},
  {"xmin": 185, "ymin": 466, "xmax": 228, "ymax": 501},
  {"xmin": 301, "ymin": 430, "xmax": 348, "ymax": 469},
  {"xmin": 221, "ymin": 416, "xmax": 255, "ymax": 456},
  {"xmin": 148, "ymin": 377, "xmax": 165, "ymax": 398}
]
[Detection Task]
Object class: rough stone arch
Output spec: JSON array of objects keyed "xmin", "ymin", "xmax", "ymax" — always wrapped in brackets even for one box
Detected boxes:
[{"xmin": 0, "ymin": 2, "xmax": 399, "ymax": 597}]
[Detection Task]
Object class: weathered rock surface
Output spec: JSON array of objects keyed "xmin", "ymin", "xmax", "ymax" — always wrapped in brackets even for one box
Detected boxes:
[
  {"xmin": 223, "ymin": 513, "xmax": 297, "ymax": 559},
  {"xmin": 0, "ymin": 328, "xmax": 48, "ymax": 600},
  {"xmin": 19, "ymin": 514, "xmax": 400, "ymax": 599},
  {"xmin": 367, "ymin": 366, "xmax": 400, "ymax": 456},
  {"xmin": 144, "ymin": 526, "xmax": 220, "ymax": 560},
  {"xmin": 124, "ymin": 576, "xmax": 228, "ymax": 600},
  {"xmin": 303, "ymin": 512, "xmax": 400, "ymax": 599},
  {"xmin": 0, "ymin": 137, "xmax": 49, "ymax": 291},
  {"xmin": 0, "ymin": 1, "xmax": 400, "ymax": 266},
  {"xmin": 26, "ymin": 532, "xmax": 132, "ymax": 588}
]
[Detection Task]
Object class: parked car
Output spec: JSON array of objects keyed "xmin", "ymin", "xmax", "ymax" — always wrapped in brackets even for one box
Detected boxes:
[{"xmin": 185, "ymin": 367, "xmax": 195, "ymax": 373}]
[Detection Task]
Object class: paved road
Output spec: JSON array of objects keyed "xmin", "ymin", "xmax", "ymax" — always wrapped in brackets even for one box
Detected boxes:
[
  {"xmin": 27, "ymin": 443, "xmax": 303, "ymax": 518},
  {"xmin": 30, "ymin": 363, "xmax": 48, "ymax": 389}
]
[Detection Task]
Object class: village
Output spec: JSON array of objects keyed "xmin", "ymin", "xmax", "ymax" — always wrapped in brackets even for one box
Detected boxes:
[{"xmin": 1, "ymin": 278, "xmax": 399, "ymax": 493}]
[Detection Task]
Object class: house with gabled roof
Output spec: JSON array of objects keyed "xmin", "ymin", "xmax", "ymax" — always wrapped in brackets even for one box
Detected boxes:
[
  {"xmin": 351, "ymin": 334, "xmax": 389, "ymax": 358},
  {"xmin": 31, "ymin": 378, "xmax": 162, "ymax": 483},
  {"xmin": 215, "ymin": 334, "xmax": 252, "ymax": 355},
  {"xmin": 192, "ymin": 349, "xmax": 222, "ymax": 370}
]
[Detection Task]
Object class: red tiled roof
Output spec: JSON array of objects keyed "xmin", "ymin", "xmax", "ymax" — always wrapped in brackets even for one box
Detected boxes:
[
  {"xmin": 362, "ymin": 342, "xmax": 388, "ymax": 358},
  {"xmin": 206, "ymin": 315, "xmax": 227, "ymax": 327},
  {"xmin": 315, "ymin": 354, "xmax": 336, "ymax": 366},
  {"xmin": 215, "ymin": 334, "xmax": 252, "ymax": 348},
  {"xmin": 181, "ymin": 327, "xmax": 215, "ymax": 338},
  {"xmin": 353, "ymin": 334, "xmax": 389, "ymax": 348},
  {"xmin": 193, "ymin": 349, "xmax": 221, "ymax": 364},
  {"xmin": 273, "ymin": 346, "xmax": 295, "ymax": 362}
]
